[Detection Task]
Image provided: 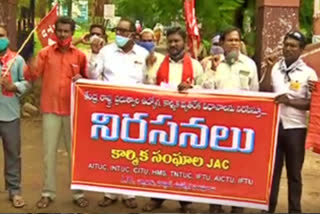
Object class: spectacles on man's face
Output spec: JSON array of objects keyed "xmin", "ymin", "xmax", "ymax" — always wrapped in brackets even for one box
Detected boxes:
[{"xmin": 115, "ymin": 27, "xmax": 132, "ymax": 35}]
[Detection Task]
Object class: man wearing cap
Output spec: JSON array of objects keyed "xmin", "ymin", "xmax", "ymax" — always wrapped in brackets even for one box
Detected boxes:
[
  {"xmin": 265, "ymin": 31, "xmax": 317, "ymax": 213},
  {"xmin": 136, "ymin": 28, "xmax": 165, "ymax": 84}
]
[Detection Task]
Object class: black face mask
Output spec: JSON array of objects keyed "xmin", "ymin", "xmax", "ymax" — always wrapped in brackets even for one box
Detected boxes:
[{"xmin": 170, "ymin": 49, "xmax": 185, "ymax": 62}]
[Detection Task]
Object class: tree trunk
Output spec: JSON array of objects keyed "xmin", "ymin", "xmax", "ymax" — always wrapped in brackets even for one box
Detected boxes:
[
  {"xmin": 38, "ymin": 0, "xmax": 47, "ymax": 18},
  {"xmin": 48, "ymin": 0, "xmax": 54, "ymax": 11},
  {"xmin": 313, "ymin": 0, "xmax": 320, "ymax": 41},
  {"xmin": 67, "ymin": 0, "xmax": 72, "ymax": 17}
]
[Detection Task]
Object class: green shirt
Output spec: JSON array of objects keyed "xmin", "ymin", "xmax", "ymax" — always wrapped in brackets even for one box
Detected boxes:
[{"xmin": 0, "ymin": 54, "xmax": 30, "ymax": 121}]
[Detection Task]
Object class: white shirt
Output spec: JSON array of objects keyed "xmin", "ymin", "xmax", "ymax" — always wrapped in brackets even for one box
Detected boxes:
[
  {"xmin": 89, "ymin": 43, "xmax": 149, "ymax": 84},
  {"xmin": 272, "ymin": 58, "xmax": 318, "ymax": 129},
  {"xmin": 156, "ymin": 56, "xmax": 204, "ymax": 87},
  {"xmin": 214, "ymin": 53, "xmax": 259, "ymax": 91}
]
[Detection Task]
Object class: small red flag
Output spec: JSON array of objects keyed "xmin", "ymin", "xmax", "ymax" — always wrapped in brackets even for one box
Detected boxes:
[
  {"xmin": 184, "ymin": 0, "xmax": 201, "ymax": 59},
  {"xmin": 36, "ymin": 4, "xmax": 59, "ymax": 47}
]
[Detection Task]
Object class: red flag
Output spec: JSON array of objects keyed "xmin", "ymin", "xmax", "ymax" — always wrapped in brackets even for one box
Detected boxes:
[
  {"xmin": 36, "ymin": 4, "xmax": 59, "ymax": 47},
  {"xmin": 306, "ymin": 81, "xmax": 320, "ymax": 154},
  {"xmin": 184, "ymin": 0, "xmax": 201, "ymax": 59}
]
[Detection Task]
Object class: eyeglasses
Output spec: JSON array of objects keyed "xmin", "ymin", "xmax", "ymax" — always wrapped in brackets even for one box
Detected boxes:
[{"xmin": 114, "ymin": 27, "xmax": 132, "ymax": 34}]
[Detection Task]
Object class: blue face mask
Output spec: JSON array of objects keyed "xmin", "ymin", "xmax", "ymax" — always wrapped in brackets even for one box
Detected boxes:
[
  {"xmin": 0, "ymin": 38, "xmax": 9, "ymax": 52},
  {"xmin": 115, "ymin": 35, "xmax": 130, "ymax": 48},
  {"xmin": 136, "ymin": 41, "xmax": 155, "ymax": 52}
]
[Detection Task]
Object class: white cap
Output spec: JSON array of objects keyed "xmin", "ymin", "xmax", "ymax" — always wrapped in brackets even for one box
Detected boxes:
[{"xmin": 140, "ymin": 28, "xmax": 155, "ymax": 36}]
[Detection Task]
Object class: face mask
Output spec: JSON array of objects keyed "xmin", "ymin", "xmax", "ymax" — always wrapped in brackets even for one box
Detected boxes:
[
  {"xmin": 0, "ymin": 38, "xmax": 9, "ymax": 52},
  {"xmin": 136, "ymin": 41, "xmax": 155, "ymax": 52},
  {"xmin": 170, "ymin": 49, "xmax": 185, "ymax": 61},
  {"xmin": 57, "ymin": 36, "xmax": 72, "ymax": 48},
  {"xmin": 225, "ymin": 50, "xmax": 238, "ymax": 65},
  {"xmin": 115, "ymin": 35, "xmax": 130, "ymax": 48}
]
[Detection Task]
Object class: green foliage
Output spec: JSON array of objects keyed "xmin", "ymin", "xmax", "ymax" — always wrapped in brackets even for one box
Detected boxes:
[{"xmin": 300, "ymin": 0, "xmax": 314, "ymax": 42}]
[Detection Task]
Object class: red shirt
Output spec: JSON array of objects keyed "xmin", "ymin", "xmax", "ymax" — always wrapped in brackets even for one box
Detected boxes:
[{"xmin": 30, "ymin": 44, "xmax": 87, "ymax": 115}]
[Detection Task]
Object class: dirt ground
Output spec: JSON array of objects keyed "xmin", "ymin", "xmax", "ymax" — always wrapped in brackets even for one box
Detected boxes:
[{"xmin": 0, "ymin": 118, "xmax": 319, "ymax": 213}]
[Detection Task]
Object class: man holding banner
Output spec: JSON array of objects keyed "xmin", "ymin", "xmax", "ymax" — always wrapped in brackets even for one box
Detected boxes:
[
  {"xmin": 89, "ymin": 17, "xmax": 148, "ymax": 209},
  {"xmin": 267, "ymin": 31, "xmax": 318, "ymax": 213},
  {"xmin": 142, "ymin": 26, "xmax": 203, "ymax": 213},
  {"xmin": 26, "ymin": 16, "xmax": 89, "ymax": 208}
]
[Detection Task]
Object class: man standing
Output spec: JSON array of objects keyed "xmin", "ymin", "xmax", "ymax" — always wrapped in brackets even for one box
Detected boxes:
[
  {"xmin": 26, "ymin": 16, "xmax": 89, "ymax": 208},
  {"xmin": 73, "ymin": 24, "xmax": 107, "ymax": 80},
  {"xmin": 212, "ymin": 27, "xmax": 259, "ymax": 92},
  {"xmin": 142, "ymin": 27, "xmax": 203, "ymax": 213},
  {"xmin": 208, "ymin": 27, "xmax": 259, "ymax": 213},
  {"xmin": 267, "ymin": 31, "xmax": 317, "ymax": 213},
  {"xmin": 0, "ymin": 24, "xmax": 29, "ymax": 208},
  {"xmin": 89, "ymin": 18, "xmax": 149, "ymax": 208},
  {"xmin": 136, "ymin": 28, "xmax": 165, "ymax": 84}
]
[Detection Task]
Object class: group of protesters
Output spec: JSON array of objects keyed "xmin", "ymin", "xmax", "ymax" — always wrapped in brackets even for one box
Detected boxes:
[{"xmin": 0, "ymin": 15, "xmax": 317, "ymax": 213}]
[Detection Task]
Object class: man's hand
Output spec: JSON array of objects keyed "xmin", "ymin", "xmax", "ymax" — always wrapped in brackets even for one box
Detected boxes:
[
  {"xmin": 0, "ymin": 77, "xmax": 17, "ymax": 92},
  {"xmin": 211, "ymin": 55, "xmax": 221, "ymax": 71},
  {"xmin": 200, "ymin": 57, "xmax": 210, "ymax": 70},
  {"xmin": 275, "ymin": 94, "xmax": 290, "ymax": 105},
  {"xmin": 308, "ymin": 80, "xmax": 317, "ymax": 93},
  {"xmin": 72, "ymin": 74, "xmax": 83, "ymax": 82},
  {"xmin": 91, "ymin": 37, "xmax": 105, "ymax": 54},
  {"xmin": 81, "ymin": 33, "xmax": 90, "ymax": 45},
  {"xmin": 146, "ymin": 52, "xmax": 157, "ymax": 67},
  {"xmin": 178, "ymin": 80, "xmax": 193, "ymax": 92}
]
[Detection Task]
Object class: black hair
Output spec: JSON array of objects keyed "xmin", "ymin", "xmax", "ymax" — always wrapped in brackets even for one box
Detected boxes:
[
  {"xmin": 166, "ymin": 26, "xmax": 186, "ymax": 41},
  {"xmin": 220, "ymin": 27, "xmax": 242, "ymax": 42},
  {"xmin": 119, "ymin": 17, "xmax": 136, "ymax": 32},
  {"xmin": 90, "ymin": 24, "xmax": 106, "ymax": 35},
  {"xmin": 55, "ymin": 16, "xmax": 76, "ymax": 33},
  {"xmin": 284, "ymin": 30, "xmax": 306, "ymax": 49}
]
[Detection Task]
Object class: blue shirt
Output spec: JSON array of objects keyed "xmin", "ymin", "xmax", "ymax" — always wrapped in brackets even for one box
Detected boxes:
[{"xmin": 0, "ymin": 53, "xmax": 30, "ymax": 121}]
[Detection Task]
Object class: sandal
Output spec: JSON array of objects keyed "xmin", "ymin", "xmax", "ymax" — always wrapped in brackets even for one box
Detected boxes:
[
  {"xmin": 123, "ymin": 198, "xmax": 138, "ymax": 209},
  {"xmin": 210, "ymin": 204, "xmax": 224, "ymax": 213},
  {"xmin": 142, "ymin": 199, "xmax": 162, "ymax": 211},
  {"xmin": 98, "ymin": 196, "xmax": 117, "ymax": 207},
  {"xmin": 181, "ymin": 203, "xmax": 193, "ymax": 213},
  {"xmin": 73, "ymin": 197, "xmax": 89, "ymax": 208},
  {"xmin": 11, "ymin": 195, "xmax": 25, "ymax": 208},
  {"xmin": 36, "ymin": 196, "xmax": 52, "ymax": 209}
]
